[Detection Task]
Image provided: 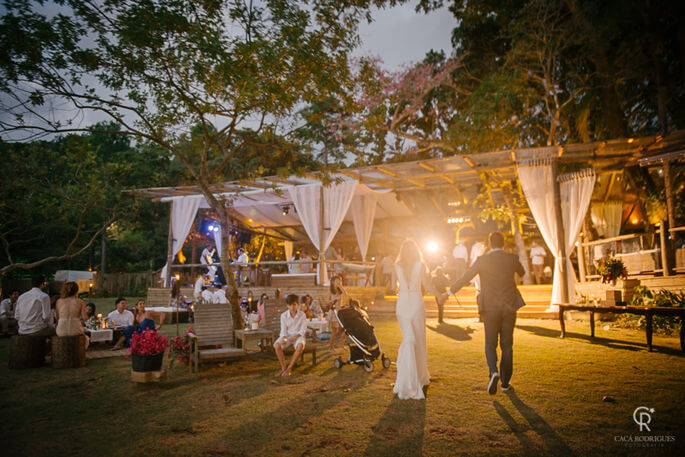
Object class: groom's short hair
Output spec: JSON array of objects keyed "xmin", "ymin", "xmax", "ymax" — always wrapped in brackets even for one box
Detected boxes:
[{"xmin": 489, "ymin": 232, "xmax": 504, "ymax": 249}]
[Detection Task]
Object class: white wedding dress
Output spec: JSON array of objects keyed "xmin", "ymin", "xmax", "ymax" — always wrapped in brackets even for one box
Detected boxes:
[{"xmin": 393, "ymin": 261, "xmax": 430, "ymax": 400}]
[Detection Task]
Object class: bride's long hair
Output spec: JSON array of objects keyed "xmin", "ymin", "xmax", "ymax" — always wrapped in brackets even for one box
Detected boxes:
[{"xmin": 396, "ymin": 239, "xmax": 423, "ymax": 276}]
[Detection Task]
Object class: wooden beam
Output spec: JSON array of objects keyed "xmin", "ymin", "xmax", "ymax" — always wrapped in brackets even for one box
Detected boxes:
[
  {"xmin": 603, "ymin": 171, "xmax": 617, "ymax": 202},
  {"xmin": 552, "ymin": 159, "xmax": 570, "ymax": 304},
  {"xmin": 417, "ymin": 162, "xmax": 436, "ymax": 172},
  {"xmin": 376, "ymin": 166, "xmax": 398, "ymax": 177}
]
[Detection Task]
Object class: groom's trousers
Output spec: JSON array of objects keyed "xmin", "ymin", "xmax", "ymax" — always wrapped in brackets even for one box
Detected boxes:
[{"xmin": 481, "ymin": 306, "xmax": 517, "ymax": 386}]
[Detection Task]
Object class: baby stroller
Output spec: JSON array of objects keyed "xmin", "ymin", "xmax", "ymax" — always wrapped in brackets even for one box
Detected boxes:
[{"xmin": 332, "ymin": 301, "xmax": 391, "ymax": 372}]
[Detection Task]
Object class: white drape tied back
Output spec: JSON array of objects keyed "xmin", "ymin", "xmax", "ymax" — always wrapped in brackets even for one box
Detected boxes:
[
  {"xmin": 289, "ymin": 182, "xmax": 357, "ymax": 283},
  {"xmin": 212, "ymin": 225, "xmax": 222, "ymax": 259},
  {"xmin": 283, "ymin": 240, "xmax": 293, "ymax": 261},
  {"xmin": 517, "ymin": 160, "xmax": 596, "ymax": 308},
  {"xmin": 161, "ymin": 196, "xmax": 202, "ymax": 286},
  {"xmin": 350, "ymin": 195, "xmax": 377, "ymax": 261}
]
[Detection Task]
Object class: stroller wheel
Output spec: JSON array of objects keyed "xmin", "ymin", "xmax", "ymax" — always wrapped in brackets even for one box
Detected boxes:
[
  {"xmin": 363, "ymin": 360, "xmax": 374, "ymax": 373},
  {"xmin": 381, "ymin": 354, "xmax": 391, "ymax": 369},
  {"xmin": 334, "ymin": 357, "xmax": 343, "ymax": 369}
]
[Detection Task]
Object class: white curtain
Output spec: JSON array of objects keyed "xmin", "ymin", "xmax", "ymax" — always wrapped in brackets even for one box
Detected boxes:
[
  {"xmin": 517, "ymin": 161, "xmax": 596, "ymax": 308},
  {"xmin": 283, "ymin": 241, "xmax": 293, "ymax": 261},
  {"xmin": 350, "ymin": 195, "xmax": 377, "ymax": 261},
  {"xmin": 591, "ymin": 201, "xmax": 622, "ymax": 238},
  {"xmin": 289, "ymin": 182, "xmax": 357, "ymax": 283},
  {"xmin": 212, "ymin": 226, "xmax": 222, "ymax": 260},
  {"xmin": 161, "ymin": 196, "xmax": 202, "ymax": 286}
]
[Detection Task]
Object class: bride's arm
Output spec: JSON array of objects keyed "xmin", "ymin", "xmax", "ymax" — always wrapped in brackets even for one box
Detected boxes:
[{"xmin": 420, "ymin": 263, "xmax": 441, "ymax": 297}]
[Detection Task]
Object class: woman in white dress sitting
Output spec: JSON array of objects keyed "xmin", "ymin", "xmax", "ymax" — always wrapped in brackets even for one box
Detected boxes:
[
  {"xmin": 393, "ymin": 240, "xmax": 438, "ymax": 400},
  {"xmin": 56, "ymin": 282, "xmax": 89, "ymax": 349}
]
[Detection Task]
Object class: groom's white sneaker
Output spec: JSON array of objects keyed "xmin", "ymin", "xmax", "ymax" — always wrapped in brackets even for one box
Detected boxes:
[
  {"xmin": 487, "ymin": 373, "xmax": 500, "ymax": 395},
  {"xmin": 501, "ymin": 384, "xmax": 512, "ymax": 392}
]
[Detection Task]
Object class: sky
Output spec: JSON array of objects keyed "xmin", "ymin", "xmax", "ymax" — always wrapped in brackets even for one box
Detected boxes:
[{"xmin": 357, "ymin": 4, "xmax": 456, "ymax": 69}]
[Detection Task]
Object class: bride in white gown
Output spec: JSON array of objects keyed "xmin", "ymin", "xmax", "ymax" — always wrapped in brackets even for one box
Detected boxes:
[{"xmin": 393, "ymin": 240, "xmax": 437, "ymax": 400}]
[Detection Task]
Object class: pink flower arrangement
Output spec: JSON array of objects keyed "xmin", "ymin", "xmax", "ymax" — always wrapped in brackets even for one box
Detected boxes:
[
  {"xmin": 129, "ymin": 329, "xmax": 168, "ymax": 356},
  {"xmin": 167, "ymin": 327, "xmax": 194, "ymax": 367}
]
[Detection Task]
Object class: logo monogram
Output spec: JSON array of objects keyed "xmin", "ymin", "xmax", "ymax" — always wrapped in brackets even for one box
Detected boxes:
[{"xmin": 633, "ymin": 406, "xmax": 654, "ymax": 432}]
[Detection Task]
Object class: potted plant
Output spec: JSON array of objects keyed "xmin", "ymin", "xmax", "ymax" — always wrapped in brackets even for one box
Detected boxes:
[
  {"xmin": 597, "ymin": 257, "xmax": 628, "ymax": 286},
  {"xmin": 130, "ymin": 329, "xmax": 168, "ymax": 372},
  {"xmin": 167, "ymin": 327, "xmax": 194, "ymax": 368}
]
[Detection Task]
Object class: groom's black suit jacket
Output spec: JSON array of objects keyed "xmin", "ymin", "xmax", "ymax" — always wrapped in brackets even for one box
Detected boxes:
[{"xmin": 449, "ymin": 249, "xmax": 526, "ymax": 314}]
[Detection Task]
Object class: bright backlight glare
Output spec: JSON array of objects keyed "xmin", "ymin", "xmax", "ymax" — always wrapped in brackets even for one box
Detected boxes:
[{"xmin": 426, "ymin": 241, "xmax": 439, "ymax": 253}]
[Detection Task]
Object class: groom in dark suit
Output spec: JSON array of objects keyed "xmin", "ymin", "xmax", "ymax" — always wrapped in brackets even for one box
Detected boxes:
[{"xmin": 440, "ymin": 231, "xmax": 525, "ymax": 394}]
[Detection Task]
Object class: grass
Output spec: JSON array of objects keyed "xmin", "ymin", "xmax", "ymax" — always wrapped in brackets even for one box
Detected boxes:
[{"xmin": 1, "ymin": 315, "xmax": 684, "ymax": 457}]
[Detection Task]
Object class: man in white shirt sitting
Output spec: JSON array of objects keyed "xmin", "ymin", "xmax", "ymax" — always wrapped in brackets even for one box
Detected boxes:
[
  {"xmin": 15, "ymin": 275, "xmax": 54, "ymax": 336},
  {"xmin": 201, "ymin": 286, "xmax": 215, "ymax": 304},
  {"xmin": 0, "ymin": 289, "xmax": 19, "ymax": 334},
  {"xmin": 107, "ymin": 298, "xmax": 134, "ymax": 328},
  {"xmin": 274, "ymin": 294, "xmax": 307, "ymax": 377},
  {"xmin": 194, "ymin": 274, "xmax": 208, "ymax": 301},
  {"xmin": 213, "ymin": 287, "xmax": 228, "ymax": 304}
]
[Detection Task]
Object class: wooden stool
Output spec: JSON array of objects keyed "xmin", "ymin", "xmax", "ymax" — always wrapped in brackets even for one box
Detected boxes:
[
  {"xmin": 51, "ymin": 335, "xmax": 86, "ymax": 369},
  {"xmin": 8, "ymin": 335, "xmax": 47, "ymax": 369}
]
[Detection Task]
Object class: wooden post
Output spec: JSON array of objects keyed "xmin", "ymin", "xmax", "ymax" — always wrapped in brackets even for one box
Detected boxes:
[
  {"xmin": 577, "ymin": 241, "xmax": 586, "ymax": 283},
  {"xmin": 166, "ymin": 203, "xmax": 174, "ymax": 287},
  {"xmin": 659, "ymin": 221, "xmax": 671, "ymax": 276},
  {"xmin": 551, "ymin": 159, "xmax": 570, "ymax": 305},
  {"xmin": 319, "ymin": 185, "xmax": 325, "ymax": 285},
  {"xmin": 663, "ymin": 160, "xmax": 676, "ymax": 232}
]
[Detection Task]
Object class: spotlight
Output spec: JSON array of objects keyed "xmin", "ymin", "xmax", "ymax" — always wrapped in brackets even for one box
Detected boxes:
[
  {"xmin": 213, "ymin": 226, "xmax": 219, "ymax": 232},
  {"xmin": 426, "ymin": 241, "xmax": 439, "ymax": 253},
  {"xmin": 281, "ymin": 204, "xmax": 290, "ymax": 215},
  {"xmin": 208, "ymin": 225, "xmax": 214, "ymax": 231}
]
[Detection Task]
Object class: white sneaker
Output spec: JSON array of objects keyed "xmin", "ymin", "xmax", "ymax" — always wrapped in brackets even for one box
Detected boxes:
[
  {"xmin": 487, "ymin": 373, "xmax": 500, "ymax": 395},
  {"xmin": 501, "ymin": 384, "xmax": 512, "ymax": 392}
]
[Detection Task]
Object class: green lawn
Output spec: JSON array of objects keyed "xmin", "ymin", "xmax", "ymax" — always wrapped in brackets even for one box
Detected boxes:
[{"xmin": 1, "ymin": 316, "xmax": 683, "ymax": 457}]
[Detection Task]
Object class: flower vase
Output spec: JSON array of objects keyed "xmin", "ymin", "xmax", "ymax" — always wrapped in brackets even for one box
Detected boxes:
[{"xmin": 131, "ymin": 352, "xmax": 164, "ymax": 372}]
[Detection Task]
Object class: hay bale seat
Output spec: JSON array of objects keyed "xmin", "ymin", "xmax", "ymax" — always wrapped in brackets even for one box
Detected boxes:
[
  {"xmin": 51, "ymin": 335, "xmax": 86, "ymax": 369},
  {"xmin": 263, "ymin": 298, "xmax": 317, "ymax": 366},
  {"xmin": 8, "ymin": 335, "xmax": 47, "ymax": 369}
]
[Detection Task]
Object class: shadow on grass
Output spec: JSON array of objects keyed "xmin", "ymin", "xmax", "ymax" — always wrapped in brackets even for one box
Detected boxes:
[
  {"xmin": 495, "ymin": 390, "xmax": 577, "ymax": 456},
  {"xmin": 516, "ymin": 324, "xmax": 685, "ymax": 357},
  {"xmin": 426, "ymin": 322, "xmax": 474, "ymax": 341},
  {"xmin": 364, "ymin": 396, "xmax": 426, "ymax": 457}
]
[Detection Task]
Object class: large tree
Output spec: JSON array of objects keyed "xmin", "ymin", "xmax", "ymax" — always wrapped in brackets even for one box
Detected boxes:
[{"xmin": 0, "ymin": 0, "xmax": 389, "ymax": 325}]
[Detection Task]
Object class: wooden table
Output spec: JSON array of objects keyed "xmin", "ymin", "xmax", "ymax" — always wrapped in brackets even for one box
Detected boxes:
[
  {"xmin": 233, "ymin": 328, "xmax": 275, "ymax": 351},
  {"xmin": 558, "ymin": 304, "xmax": 685, "ymax": 352}
]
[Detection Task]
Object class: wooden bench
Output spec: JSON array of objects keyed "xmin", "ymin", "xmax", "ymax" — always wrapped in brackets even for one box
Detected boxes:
[
  {"xmin": 145, "ymin": 287, "xmax": 194, "ymax": 308},
  {"xmin": 189, "ymin": 302, "xmax": 246, "ymax": 376},
  {"xmin": 558, "ymin": 304, "xmax": 685, "ymax": 352},
  {"xmin": 271, "ymin": 273, "xmax": 317, "ymax": 288}
]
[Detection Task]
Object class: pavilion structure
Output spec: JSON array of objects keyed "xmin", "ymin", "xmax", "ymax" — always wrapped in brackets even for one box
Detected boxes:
[{"xmin": 128, "ymin": 130, "xmax": 685, "ymax": 309}]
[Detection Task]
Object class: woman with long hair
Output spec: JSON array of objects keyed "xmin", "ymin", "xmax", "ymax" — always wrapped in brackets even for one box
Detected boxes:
[
  {"xmin": 393, "ymin": 239, "xmax": 437, "ymax": 400},
  {"xmin": 55, "ymin": 282, "xmax": 89, "ymax": 349},
  {"xmin": 327, "ymin": 273, "xmax": 348, "ymax": 352}
]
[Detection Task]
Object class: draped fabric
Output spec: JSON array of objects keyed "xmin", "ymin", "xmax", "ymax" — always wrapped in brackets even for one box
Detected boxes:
[
  {"xmin": 591, "ymin": 201, "xmax": 623, "ymax": 238},
  {"xmin": 161, "ymin": 196, "xmax": 202, "ymax": 286},
  {"xmin": 350, "ymin": 195, "xmax": 377, "ymax": 261},
  {"xmin": 289, "ymin": 182, "xmax": 357, "ymax": 283},
  {"xmin": 517, "ymin": 161, "xmax": 596, "ymax": 308},
  {"xmin": 283, "ymin": 241, "xmax": 293, "ymax": 262},
  {"xmin": 212, "ymin": 226, "xmax": 222, "ymax": 261}
]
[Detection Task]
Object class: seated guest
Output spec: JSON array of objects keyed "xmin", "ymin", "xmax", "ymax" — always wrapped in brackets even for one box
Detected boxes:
[
  {"xmin": 15, "ymin": 275, "xmax": 54, "ymax": 336},
  {"xmin": 55, "ymin": 282, "xmax": 89, "ymax": 349},
  {"xmin": 193, "ymin": 273, "xmax": 207, "ymax": 301},
  {"xmin": 273, "ymin": 294, "xmax": 307, "ymax": 377},
  {"xmin": 201, "ymin": 286, "xmax": 214, "ymax": 304},
  {"xmin": 309, "ymin": 298, "xmax": 324, "ymax": 319},
  {"xmin": 213, "ymin": 287, "xmax": 228, "ymax": 304},
  {"xmin": 168, "ymin": 281, "xmax": 186, "ymax": 308},
  {"xmin": 85, "ymin": 302, "xmax": 96, "ymax": 320},
  {"xmin": 257, "ymin": 293, "xmax": 268, "ymax": 326},
  {"xmin": 113, "ymin": 299, "xmax": 163, "ymax": 349},
  {"xmin": 107, "ymin": 298, "xmax": 134, "ymax": 328},
  {"xmin": 300, "ymin": 295, "xmax": 314, "ymax": 319},
  {"xmin": 48, "ymin": 295, "xmax": 59, "ymax": 328},
  {"xmin": 0, "ymin": 289, "xmax": 19, "ymax": 334}
]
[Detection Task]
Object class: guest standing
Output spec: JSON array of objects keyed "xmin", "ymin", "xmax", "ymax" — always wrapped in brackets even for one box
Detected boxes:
[{"xmin": 529, "ymin": 240, "xmax": 547, "ymax": 284}]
